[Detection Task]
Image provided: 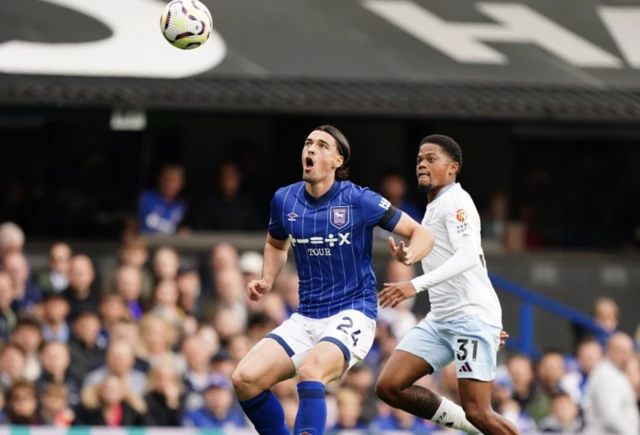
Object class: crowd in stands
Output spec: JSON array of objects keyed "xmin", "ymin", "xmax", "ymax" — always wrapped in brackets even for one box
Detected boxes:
[{"xmin": 0, "ymin": 214, "xmax": 639, "ymax": 432}]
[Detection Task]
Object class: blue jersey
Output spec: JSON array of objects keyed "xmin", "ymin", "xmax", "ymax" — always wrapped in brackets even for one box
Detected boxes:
[
  {"xmin": 138, "ymin": 189, "xmax": 186, "ymax": 235},
  {"xmin": 269, "ymin": 180, "xmax": 402, "ymax": 320}
]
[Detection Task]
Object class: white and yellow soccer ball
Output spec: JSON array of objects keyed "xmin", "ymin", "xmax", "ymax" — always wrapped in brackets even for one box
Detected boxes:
[{"xmin": 160, "ymin": 0, "xmax": 212, "ymax": 50}]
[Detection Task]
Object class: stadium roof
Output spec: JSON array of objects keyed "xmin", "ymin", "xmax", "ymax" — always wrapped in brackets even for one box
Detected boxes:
[{"xmin": 1, "ymin": 0, "xmax": 640, "ymax": 119}]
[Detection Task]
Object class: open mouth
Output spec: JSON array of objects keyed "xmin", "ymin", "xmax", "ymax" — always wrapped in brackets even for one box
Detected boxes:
[
  {"xmin": 418, "ymin": 172, "xmax": 430, "ymax": 180},
  {"xmin": 304, "ymin": 157, "xmax": 314, "ymax": 171}
]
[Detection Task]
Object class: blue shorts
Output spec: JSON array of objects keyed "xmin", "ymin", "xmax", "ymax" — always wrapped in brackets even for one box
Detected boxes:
[{"xmin": 396, "ymin": 314, "xmax": 501, "ymax": 381}]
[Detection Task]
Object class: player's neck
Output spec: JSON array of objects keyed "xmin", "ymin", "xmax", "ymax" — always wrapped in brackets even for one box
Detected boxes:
[{"xmin": 305, "ymin": 178, "xmax": 335, "ymax": 199}]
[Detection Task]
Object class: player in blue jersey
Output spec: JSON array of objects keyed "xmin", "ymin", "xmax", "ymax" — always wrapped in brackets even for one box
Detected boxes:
[{"xmin": 231, "ymin": 125, "xmax": 435, "ymax": 435}]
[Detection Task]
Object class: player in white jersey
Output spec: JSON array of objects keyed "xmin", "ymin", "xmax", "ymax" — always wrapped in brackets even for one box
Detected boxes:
[{"xmin": 375, "ymin": 135, "xmax": 518, "ymax": 435}]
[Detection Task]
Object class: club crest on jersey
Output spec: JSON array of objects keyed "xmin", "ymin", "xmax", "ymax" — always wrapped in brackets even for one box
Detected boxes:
[{"xmin": 330, "ymin": 206, "xmax": 350, "ymax": 230}]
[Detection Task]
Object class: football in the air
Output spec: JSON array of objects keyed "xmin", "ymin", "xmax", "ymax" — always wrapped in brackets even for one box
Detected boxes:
[{"xmin": 160, "ymin": 0, "xmax": 212, "ymax": 50}]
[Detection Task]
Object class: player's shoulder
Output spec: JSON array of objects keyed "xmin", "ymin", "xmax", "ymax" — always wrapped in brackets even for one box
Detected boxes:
[
  {"xmin": 441, "ymin": 183, "xmax": 477, "ymax": 210},
  {"xmin": 338, "ymin": 181, "xmax": 384, "ymax": 205},
  {"xmin": 273, "ymin": 182, "xmax": 305, "ymax": 201}
]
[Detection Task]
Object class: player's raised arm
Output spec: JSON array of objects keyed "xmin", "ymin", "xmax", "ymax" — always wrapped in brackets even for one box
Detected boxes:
[
  {"xmin": 388, "ymin": 212, "xmax": 434, "ymax": 266},
  {"xmin": 246, "ymin": 234, "xmax": 290, "ymax": 302}
]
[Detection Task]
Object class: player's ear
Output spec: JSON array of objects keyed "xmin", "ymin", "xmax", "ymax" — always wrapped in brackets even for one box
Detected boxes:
[
  {"xmin": 448, "ymin": 161, "xmax": 460, "ymax": 176},
  {"xmin": 334, "ymin": 155, "xmax": 344, "ymax": 169}
]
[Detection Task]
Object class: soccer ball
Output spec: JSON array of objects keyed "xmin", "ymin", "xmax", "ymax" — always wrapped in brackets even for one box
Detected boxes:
[{"xmin": 160, "ymin": 0, "xmax": 212, "ymax": 50}]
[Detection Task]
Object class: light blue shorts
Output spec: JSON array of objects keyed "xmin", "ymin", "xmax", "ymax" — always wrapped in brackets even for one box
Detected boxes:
[{"xmin": 396, "ymin": 314, "xmax": 502, "ymax": 381}]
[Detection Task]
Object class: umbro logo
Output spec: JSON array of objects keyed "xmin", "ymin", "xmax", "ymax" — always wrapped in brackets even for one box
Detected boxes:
[
  {"xmin": 287, "ymin": 212, "xmax": 298, "ymax": 222},
  {"xmin": 459, "ymin": 362, "xmax": 473, "ymax": 373}
]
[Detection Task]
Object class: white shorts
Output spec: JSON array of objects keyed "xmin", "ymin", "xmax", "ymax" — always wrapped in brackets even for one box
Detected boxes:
[
  {"xmin": 266, "ymin": 310, "xmax": 376, "ymax": 376},
  {"xmin": 396, "ymin": 314, "xmax": 502, "ymax": 381}
]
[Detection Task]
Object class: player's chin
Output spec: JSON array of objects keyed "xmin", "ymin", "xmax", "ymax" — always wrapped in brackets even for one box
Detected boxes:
[{"xmin": 417, "ymin": 181, "xmax": 432, "ymax": 193}]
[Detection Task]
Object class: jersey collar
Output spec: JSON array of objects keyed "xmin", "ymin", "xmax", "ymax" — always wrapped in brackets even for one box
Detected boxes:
[
  {"xmin": 432, "ymin": 182, "xmax": 458, "ymax": 203},
  {"xmin": 303, "ymin": 180, "xmax": 341, "ymax": 207}
]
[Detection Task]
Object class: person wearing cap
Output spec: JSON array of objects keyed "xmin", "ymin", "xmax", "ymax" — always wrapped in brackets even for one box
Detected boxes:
[{"xmin": 181, "ymin": 374, "xmax": 246, "ymax": 428}]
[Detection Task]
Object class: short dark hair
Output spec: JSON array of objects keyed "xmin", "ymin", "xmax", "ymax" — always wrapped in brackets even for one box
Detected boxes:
[
  {"xmin": 420, "ymin": 134, "xmax": 463, "ymax": 175},
  {"xmin": 314, "ymin": 125, "xmax": 351, "ymax": 180}
]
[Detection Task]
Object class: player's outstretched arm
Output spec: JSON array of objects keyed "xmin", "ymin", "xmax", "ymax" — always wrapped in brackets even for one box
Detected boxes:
[
  {"xmin": 388, "ymin": 212, "xmax": 435, "ymax": 266},
  {"xmin": 247, "ymin": 234, "xmax": 290, "ymax": 302}
]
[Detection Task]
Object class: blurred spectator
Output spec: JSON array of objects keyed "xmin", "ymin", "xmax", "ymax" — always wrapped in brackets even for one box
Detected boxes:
[
  {"xmin": 210, "ymin": 243, "xmax": 239, "ymax": 276},
  {"xmin": 83, "ymin": 341, "xmax": 147, "ymax": 397},
  {"xmin": 150, "ymin": 279, "xmax": 185, "ymax": 328},
  {"xmin": 41, "ymin": 383, "xmax": 74, "ymax": 427},
  {"xmin": 584, "ymin": 332, "xmax": 639, "ymax": 434},
  {"xmin": 379, "ymin": 171, "xmax": 422, "ymax": 221},
  {"xmin": 574, "ymin": 297, "xmax": 618, "ymax": 348},
  {"xmin": 98, "ymin": 294, "xmax": 130, "ymax": 341},
  {"xmin": 33, "ymin": 242, "xmax": 72, "ymax": 294},
  {"xmin": 559, "ymin": 339, "xmax": 602, "ymax": 405},
  {"xmin": 64, "ymin": 255, "xmax": 100, "ymax": 321},
  {"xmin": 0, "ymin": 222, "xmax": 25, "ymax": 263},
  {"xmin": 341, "ymin": 362, "xmax": 377, "ymax": 422},
  {"xmin": 11, "ymin": 316, "xmax": 43, "ymax": 382},
  {"xmin": 371, "ymin": 406, "xmax": 431, "ymax": 433},
  {"xmin": 227, "ymin": 334, "xmax": 251, "ymax": 366},
  {"xmin": 144, "ymin": 363, "xmax": 185, "ymax": 427},
  {"xmin": 274, "ymin": 267, "xmax": 299, "ymax": 318},
  {"xmin": 181, "ymin": 374, "xmax": 245, "ymax": 428},
  {"xmin": 103, "ymin": 237, "xmax": 153, "ymax": 300},
  {"xmin": 0, "ymin": 272, "xmax": 17, "ymax": 341},
  {"xmin": 152, "ymin": 247, "xmax": 180, "ymax": 282},
  {"xmin": 182, "ymin": 335, "xmax": 214, "ymax": 411},
  {"xmin": 137, "ymin": 314, "xmax": 184, "ymax": 373},
  {"xmin": 528, "ymin": 349, "xmax": 567, "ymax": 423},
  {"xmin": 41, "ymin": 294, "xmax": 70, "ymax": 343},
  {"xmin": 114, "ymin": 265, "xmax": 144, "ymax": 321},
  {"xmin": 482, "ymin": 192, "xmax": 509, "ymax": 244},
  {"xmin": 507, "ymin": 354, "xmax": 544, "ymax": 422},
  {"xmin": 68, "ymin": 312, "xmax": 104, "ymax": 383},
  {"xmin": 136, "ymin": 164, "xmax": 186, "ymax": 236},
  {"xmin": 213, "ymin": 306, "xmax": 245, "ymax": 345},
  {"xmin": 75, "ymin": 375, "xmax": 146, "ymax": 426},
  {"xmin": 210, "ymin": 350, "xmax": 235, "ymax": 379},
  {"xmin": 4, "ymin": 252, "xmax": 42, "ymax": 314},
  {"xmin": 108, "ymin": 319, "xmax": 149, "ymax": 373},
  {"xmin": 626, "ymin": 355, "xmax": 640, "ymax": 410},
  {"xmin": 190, "ymin": 161, "xmax": 262, "ymax": 231},
  {"xmin": 0, "ymin": 344, "xmax": 26, "ymax": 390},
  {"xmin": 332, "ymin": 387, "xmax": 367, "ymax": 430},
  {"xmin": 214, "ymin": 268, "xmax": 247, "ymax": 326},
  {"xmin": 177, "ymin": 269, "xmax": 206, "ymax": 319},
  {"xmin": 238, "ymin": 251, "xmax": 263, "ymax": 287},
  {"xmin": 538, "ymin": 392, "xmax": 584, "ymax": 433},
  {"xmin": 6, "ymin": 380, "xmax": 40, "ymax": 425},
  {"xmin": 37, "ymin": 341, "xmax": 80, "ymax": 408}
]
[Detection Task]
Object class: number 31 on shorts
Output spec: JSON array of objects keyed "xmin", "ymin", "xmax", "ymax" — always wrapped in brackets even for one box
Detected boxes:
[{"xmin": 456, "ymin": 338, "xmax": 478, "ymax": 362}]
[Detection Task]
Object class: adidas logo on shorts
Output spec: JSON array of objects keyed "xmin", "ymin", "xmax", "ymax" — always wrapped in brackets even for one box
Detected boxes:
[{"xmin": 458, "ymin": 362, "xmax": 473, "ymax": 373}]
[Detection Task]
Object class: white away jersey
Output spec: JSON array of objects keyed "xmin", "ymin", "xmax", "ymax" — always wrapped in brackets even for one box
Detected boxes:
[{"xmin": 419, "ymin": 183, "xmax": 502, "ymax": 327}]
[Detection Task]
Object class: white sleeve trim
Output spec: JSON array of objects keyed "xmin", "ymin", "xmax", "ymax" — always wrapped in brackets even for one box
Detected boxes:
[{"xmin": 410, "ymin": 234, "xmax": 478, "ymax": 293}]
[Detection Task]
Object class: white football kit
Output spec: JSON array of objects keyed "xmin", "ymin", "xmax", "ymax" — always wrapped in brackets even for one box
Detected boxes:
[{"xmin": 396, "ymin": 183, "xmax": 503, "ymax": 381}]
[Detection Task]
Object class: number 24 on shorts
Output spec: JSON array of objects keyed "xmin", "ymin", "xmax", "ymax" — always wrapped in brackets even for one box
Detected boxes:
[
  {"xmin": 336, "ymin": 317, "xmax": 361, "ymax": 346},
  {"xmin": 456, "ymin": 338, "xmax": 478, "ymax": 362}
]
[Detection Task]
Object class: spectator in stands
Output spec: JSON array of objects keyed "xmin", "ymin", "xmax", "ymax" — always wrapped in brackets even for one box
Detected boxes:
[
  {"xmin": 33, "ymin": 242, "xmax": 71, "ymax": 294},
  {"xmin": 507, "ymin": 354, "xmax": 542, "ymax": 423},
  {"xmin": 210, "ymin": 243, "xmax": 239, "ymax": 275},
  {"xmin": 152, "ymin": 247, "xmax": 180, "ymax": 282},
  {"xmin": 560, "ymin": 338, "xmax": 602, "ymax": 405},
  {"xmin": 83, "ymin": 341, "xmax": 147, "ymax": 397},
  {"xmin": 213, "ymin": 306, "xmax": 244, "ymax": 345},
  {"xmin": 67, "ymin": 312, "xmax": 104, "ymax": 384},
  {"xmin": 482, "ymin": 191, "xmax": 509, "ymax": 245},
  {"xmin": 585, "ymin": 332, "xmax": 639, "ymax": 434},
  {"xmin": 181, "ymin": 374, "xmax": 245, "ymax": 428},
  {"xmin": 97, "ymin": 295, "xmax": 130, "ymax": 345},
  {"xmin": 107, "ymin": 319, "xmax": 149, "ymax": 373},
  {"xmin": 144, "ymin": 362, "xmax": 185, "ymax": 427},
  {"xmin": 4, "ymin": 252, "xmax": 42, "ymax": 314},
  {"xmin": 177, "ymin": 268, "xmax": 206, "ymax": 319},
  {"xmin": 214, "ymin": 268, "xmax": 247, "ymax": 323},
  {"xmin": 0, "ymin": 222, "xmax": 25, "ymax": 263},
  {"xmin": 6, "ymin": 380, "xmax": 41, "ymax": 425},
  {"xmin": 371, "ymin": 405, "xmax": 430, "ymax": 433},
  {"xmin": 64, "ymin": 255, "xmax": 100, "ymax": 321},
  {"xmin": 40, "ymin": 383, "xmax": 74, "ymax": 427},
  {"xmin": 114, "ymin": 265, "xmax": 144, "ymax": 321},
  {"xmin": 0, "ymin": 272, "xmax": 17, "ymax": 342},
  {"xmin": 11, "ymin": 316, "xmax": 43, "ymax": 382},
  {"xmin": 190, "ymin": 161, "xmax": 262, "ymax": 231},
  {"xmin": 379, "ymin": 170, "xmax": 422, "ymax": 222},
  {"xmin": 238, "ymin": 251, "xmax": 263, "ymax": 288},
  {"xmin": 37, "ymin": 342, "xmax": 80, "ymax": 409},
  {"xmin": 137, "ymin": 164, "xmax": 187, "ymax": 236},
  {"xmin": 182, "ymin": 335, "xmax": 214, "ymax": 411},
  {"xmin": 150, "ymin": 279, "xmax": 184, "ymax": 328},
  {"xmin": 137, "ymin": 314, "xmax": 184, "ymax": 373},
  {"xmin": 273, "ymin": 267, "xmax": 299, "ymax": 318},
  {"xmin": 378, "ymin": 260, "xmax": 418, "ymax": 339},
  {"xmin": 528, "ymin": 349, "xmax": 567, "ymax": 423},
  {"xmin": 627, "ymin": 355, "xmax": 640, "ymax": 411},
  {"xmin": 227, "ymin": 334, "xmax": 251, "ymax": 367},
  {"xmin": 342, "ymin": 362, "xmax": 377, "ymax": 422},
  {"xmin": 209, "ymin": 350, "xmax": 235, "ymax": 379},
  {"xmin": 538, "ymin": 391, "xmax": 584, "ymax": 433},
  {"xmin": 332, "ymin": 387, "xmax": 367, "ymax": 430},
  {"xmin": 0, "ymin": 344, "xmax": 26, "ymax": 390},
  {"xmin": 41, "ymin": 293, "xmax": 70, "ymax": 343},
  {"xmin": 75, "ymin": 375, "xmax": 146, "ymax": 426},
  {"xmin": 102, "ymin": 237, "xmax": 153, "ymax": 300},
  {"xmin": 574, "ymin": 297, "xmax": 619, "ymax": 349}
]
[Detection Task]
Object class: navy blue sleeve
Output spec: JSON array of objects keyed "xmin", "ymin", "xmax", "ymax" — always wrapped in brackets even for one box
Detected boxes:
[
  {"xmin": 268, "ymin": 193, "xmax": 288, "ymax": 241},
  {"xmin": 359, "ymin": 188, "xmax": 402, "ymax": 231}
]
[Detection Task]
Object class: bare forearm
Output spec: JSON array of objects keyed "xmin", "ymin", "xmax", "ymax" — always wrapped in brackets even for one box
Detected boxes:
[
  {"xmin": 407, "ymin": 226, "xmax": 434, "ymax": 264},
  {"xmin": 261, "ymin": 241, "xmax": 288, "ymax": 285}
]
